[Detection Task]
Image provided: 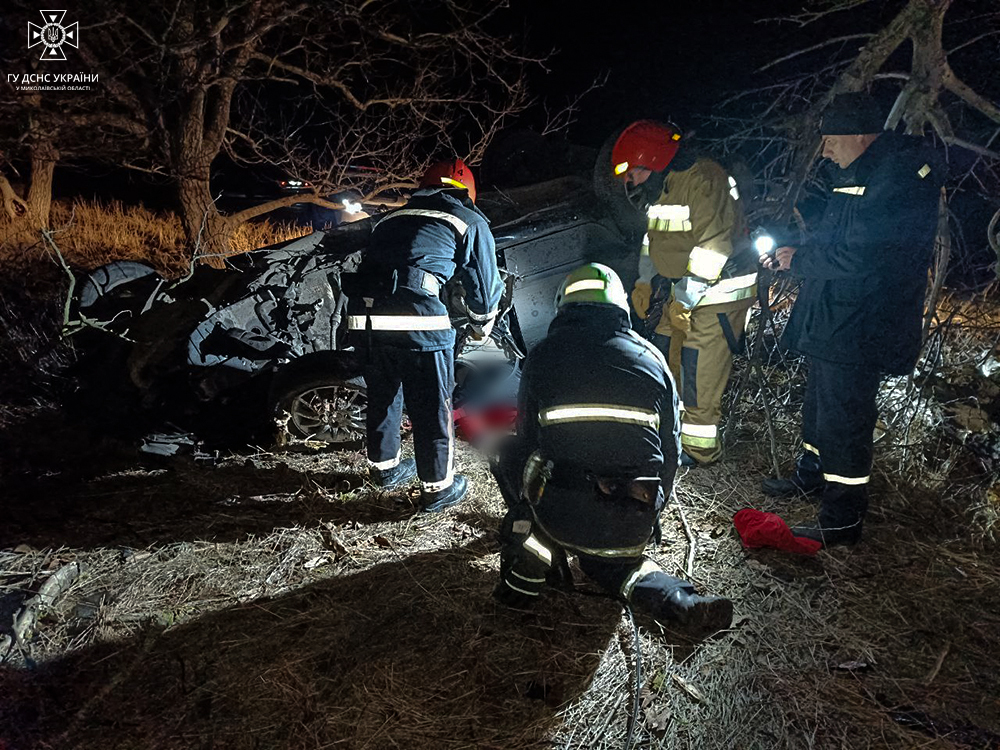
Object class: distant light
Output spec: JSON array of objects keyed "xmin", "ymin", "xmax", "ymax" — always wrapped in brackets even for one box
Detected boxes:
[
  {"xmin": 754, "ymin": 235, "xmax": 776, "ymax": 255},
  {"xmin": 287, "ymin": 180, "xmax": 302, "ymax": 187},
  {"xmin": 343, "ymin": 199, "xmax": 362, "ymax": 215},
  {"xmin": 614, "ymin": 161, "xmax": 629, "ymax": 176}
]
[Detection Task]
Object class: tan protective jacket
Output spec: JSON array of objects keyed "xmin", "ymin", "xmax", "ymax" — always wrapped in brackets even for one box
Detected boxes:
[{"xmin": 638, "ymin": 157, "xmax": 756, "ymax": 310}]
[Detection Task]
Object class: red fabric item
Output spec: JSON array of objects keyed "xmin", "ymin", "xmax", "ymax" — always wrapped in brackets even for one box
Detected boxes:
[
  {"xmin": 453, "ymin": 406, "xmax": 517, "ymax": 444},
  {"xmin": 733, "ymin": 508, "xmax": 823, "ymax": 556}
]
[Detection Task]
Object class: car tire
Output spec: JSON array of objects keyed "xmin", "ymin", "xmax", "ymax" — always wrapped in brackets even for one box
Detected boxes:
[{"xmin": 268, "ymin": 352, "xmax": 367, "ymax": 447}]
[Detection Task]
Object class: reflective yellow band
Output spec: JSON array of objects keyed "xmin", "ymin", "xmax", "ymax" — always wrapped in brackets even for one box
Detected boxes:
[
  {"xmin": 439, "ymin": 177, "xmax": 468, "ymax": 191},
  {"xmin": 681, "ymin": 434, "xmax": 718, "ymax": 449},
  {"xmin": 504, "ymin": 578, "xmax": 540, "ymax": 596},
  {"xmin": 531, "ymin": 515, "xmax": 648, "ymax": 559},
  {"xmin": 647, "ymin": 203, "xmax": 691, "ymax": 232},
  {"xmin": 564, "ymin": 279, "xmax": 607, "ymax": 294},
  {"xmin": 822, "ymin": 473, "xmax": 869, "ymax": 485},
  {"xmin": 511, "ymin": 570, "xmax": 546, "ymax": 585},
  {"xmin": 377, "ymin": 208, "xmax": 469, "ymax": 235},
  {"xmin": 833, "ymin": 186, "xmax": 866, "ymax": 196},
  {"xmin": 522, "ymin": 534, "xmax": 553, "ymax": 565},
  {"xmin": 347, "ymin": 315, "xmax": 453, "ymax": 331},
  {"xmin": 803, "ymin": 443, "xmax": 820, "ymax": 456},
  {"xmin": 467, "ymin": 307, "xmax": 498, "ymax": 323},
  {"xmin": 421, "ymin": 474, "xmax": 454, "ymax": 493},
  {"xmin": 641, "ymin": 235, "xmax": 650, "ymax": 252},
  {"xmin": 620, "ymin": 559, "xmax": 662, "ymax": 600},
  {"xmin": 681, "ymin": 423, "xmax": 718, "ymax": 438},
  {"xmin": 917, "ymin": 164, "xmax": 931, "ymax": 179},
  {"xmin": 699, "ymin": 273, "xmax": 758, "ymax": 306},
  {"xmin": 539, "ymin": 404, "xmax": 660, "ymax": 430},
  {"xmin": 688, "ymin": 245, "xmax": 728, "ymax": 281}
]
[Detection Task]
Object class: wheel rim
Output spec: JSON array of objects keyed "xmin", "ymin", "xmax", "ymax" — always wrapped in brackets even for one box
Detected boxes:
[{"xmin": 287, "ymin": 383, "xmax": 366, "ymax": 443}]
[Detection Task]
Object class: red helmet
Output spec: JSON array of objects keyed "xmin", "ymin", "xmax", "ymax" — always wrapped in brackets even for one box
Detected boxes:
[
  {"xmin": 419, "ymin": 158, "xmax": 477, "ymax": 203},
  {"xmin": 611, "ymin": 120, "xmax": 681, "ymax": 177}
]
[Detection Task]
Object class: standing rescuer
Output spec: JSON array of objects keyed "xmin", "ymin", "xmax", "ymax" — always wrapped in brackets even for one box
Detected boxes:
[
  {"xmin": 761, "ymin": 91, "xmax": 944, "ymax": 546},
  {"xmin": 613, "ymin": 121, "xmax": 758, "ymax": 466},
  {"xmin": 345, "ymin": 158, "xmax": 502, "ymax": 512},
  {"xmin": 489, "ymin": 263, "xmax": 733, "ymax": 638}
]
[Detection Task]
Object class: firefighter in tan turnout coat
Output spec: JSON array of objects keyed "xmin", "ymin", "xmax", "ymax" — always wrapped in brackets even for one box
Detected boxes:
[{"xmin": 613, "ymin": 121, "xmax": 757, "ymax": 465}]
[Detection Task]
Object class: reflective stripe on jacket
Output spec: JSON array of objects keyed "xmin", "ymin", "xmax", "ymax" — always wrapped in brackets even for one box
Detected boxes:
[
  {"xmin": 346, "ymin": 188, "xmax": 503, "ymax": 351},
  {"xmin": 644, "ymin": 158, "xmax": 756, "ymax": 308}
]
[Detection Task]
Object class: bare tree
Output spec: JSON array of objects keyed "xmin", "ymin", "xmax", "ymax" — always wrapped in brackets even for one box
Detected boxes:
[
  {"xmin": 712, "ymin": 0, "xmax": 1000, "ymax": 239},
  {"xmin": 2, "ymin": 0, "xmax": 535, "ymax": 257}
]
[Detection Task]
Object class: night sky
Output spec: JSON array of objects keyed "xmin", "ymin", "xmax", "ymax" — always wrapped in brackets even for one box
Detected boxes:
[{"xmin": 508, "ymin": 0, "xmax": 793, "ymax": 145}]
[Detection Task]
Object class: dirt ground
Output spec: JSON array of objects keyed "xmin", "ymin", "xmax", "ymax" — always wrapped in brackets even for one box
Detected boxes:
[{"xmin": 1, "ymin": 398, "xmax": 999, "ymax": 750}]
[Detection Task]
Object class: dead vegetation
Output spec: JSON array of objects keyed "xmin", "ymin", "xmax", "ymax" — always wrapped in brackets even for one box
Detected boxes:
[
  {"xmin": 0, "ymin": 245, "xmax": 999, "ymax": 748},
  {"xmin": 0, "ymin": 199, "xmax": 312, "ymax": 277}
]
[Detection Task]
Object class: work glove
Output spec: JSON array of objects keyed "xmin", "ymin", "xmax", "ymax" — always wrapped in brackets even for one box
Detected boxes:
[
  {"xmin": 467, "ymin": 316, "xmax": 495, "ymax": 341},
  {"xmin": 668, "ymin": 300, "xmax": 692, "ymax": 333},
  {"xmin": 632, "ymin": 282, "xmax": 652, "ymax": 320},
  {"xmin": 671, "ymin": 276, "xmax": 710, "ymax": 310}
]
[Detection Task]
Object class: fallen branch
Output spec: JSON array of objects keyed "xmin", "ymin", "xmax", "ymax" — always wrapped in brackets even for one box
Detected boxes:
[{"xmin": 1, "ymin": 561, "xmax": 87, "ymax": 662}]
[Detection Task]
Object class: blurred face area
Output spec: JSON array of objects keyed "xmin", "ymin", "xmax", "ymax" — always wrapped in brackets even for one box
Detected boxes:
[
  {"xmin": 821, "ymin": 133, "xmax": 880, "ymax": 169},
  {"xmin": 624, "ymin": 166, "xmax": 653, "ymax": 187}
]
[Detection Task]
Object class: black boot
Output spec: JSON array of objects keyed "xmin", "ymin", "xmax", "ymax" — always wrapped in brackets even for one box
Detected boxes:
[
  {"xmin": 789, "ymin": 519, "xmax": 862, "ymax": 547},
  {"xmin": 791, "ymin": 483, "xmax": 867, "ymax": 546},
  {"xmin": 420, "ymin": 474, "xmax": 469, "ymax": 512},
  {"xmin": 761, "ymin": 474, "xmax": 825, "ymax": 498},
  {"xmin": 633, "ymin": 574, "xmax": 733, "ymax": 641},
  {"xmin": 370, "ymin": 457, "xmax": 417, "ymax": 488},
  {"xmin": 762, "ymin": 451, "xmax": 825, "ymax": 497}
]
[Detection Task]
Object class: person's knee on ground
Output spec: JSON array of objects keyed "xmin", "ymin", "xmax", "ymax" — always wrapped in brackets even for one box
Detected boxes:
[{"xmin": 494, "ymin": 504, "xmax": 559, "ymax": 608}]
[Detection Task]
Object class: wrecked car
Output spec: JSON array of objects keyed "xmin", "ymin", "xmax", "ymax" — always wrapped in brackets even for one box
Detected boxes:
[{"xmin": 68, "ymin": 160, "xmax": 643, "ymax": 450}]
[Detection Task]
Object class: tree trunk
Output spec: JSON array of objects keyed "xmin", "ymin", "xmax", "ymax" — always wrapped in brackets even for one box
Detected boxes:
[
  {"xmin": 27, "ymin": 143, "xmax": 58, "ymax": 228},
  {"xmin": 177, "ymin": 172, "xmax": 231, "ymax": 268}
]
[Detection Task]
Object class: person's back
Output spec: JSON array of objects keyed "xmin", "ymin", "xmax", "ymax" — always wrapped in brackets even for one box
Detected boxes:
[
  {"xmin": 490, "ymin": 263, "xmax": 732, "ymax": 641},
  {"xmin": 345, "ymin": 158, "xmax": 502, "ymax": 512},
  {"xmin": 519, "ymin": 304, "xmax": 677, "ymax": 483}
]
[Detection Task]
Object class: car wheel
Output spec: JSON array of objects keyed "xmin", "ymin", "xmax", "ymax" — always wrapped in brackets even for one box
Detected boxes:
[{"xmin": 269, "ymin": 353, "xmax": 367, "ymax": 446}]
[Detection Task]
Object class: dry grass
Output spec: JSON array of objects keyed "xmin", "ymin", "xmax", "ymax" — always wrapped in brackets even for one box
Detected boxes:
[
  {"xmin": 0, "ymin": 199, "xmax": 312, "ymax": 278},
  {"xmin": 0, "ymin": 406, "xmax": 998, "ymax": 748},
  {"xmin": 0, "ymin": 249, "xmax": 998, "ymax": 748}
]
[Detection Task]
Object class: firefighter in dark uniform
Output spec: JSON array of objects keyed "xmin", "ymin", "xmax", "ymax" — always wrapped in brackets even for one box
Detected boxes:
[
  {"xmin": 346, "ymin": 159, "xmax": 502, "ymax": 511},
  {"xmin": 761, "ymin": 92, "xmax": 944, "ymax": 546},
  {"xmin": 612, "ymin": 121, "xmax": 758, "ymax": 466},
  {"xmin": 490, "ymin": 263, "xmax": 733, "ymax": 638}
]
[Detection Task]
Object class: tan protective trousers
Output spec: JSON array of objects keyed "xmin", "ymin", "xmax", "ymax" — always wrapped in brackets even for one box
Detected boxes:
[{"xmin": 651, "ymin": 298, "xmax": 752, "ymax": 464}]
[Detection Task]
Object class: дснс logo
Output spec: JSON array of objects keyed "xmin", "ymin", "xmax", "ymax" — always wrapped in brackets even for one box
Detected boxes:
[{"xmin": 28, "ymin": 10, "xmax": 79, "ymax": 62}]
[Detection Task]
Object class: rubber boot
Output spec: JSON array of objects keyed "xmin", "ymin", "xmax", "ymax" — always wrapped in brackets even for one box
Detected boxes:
[
  {"xmin": 632, "ymin": 573, "xmax": 733, "ymax": 641},
  {"xmin": 421, "ymin": 474, "xmax": 469, "ymax": 513},
  {"xmin": 791, "ymin": 483, "xmax": 867, "ymax": 547},
  {"xmin": 370, "ymin": 457, "xmax": 417, "ymax": 488},
  {"xmin": 762, "ymin": 451, "xmax": 825, "ymax": 497}
]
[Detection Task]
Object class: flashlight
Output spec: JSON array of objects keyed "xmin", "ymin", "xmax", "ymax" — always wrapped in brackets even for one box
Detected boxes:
[
  {"xmin": 751, "ymin": 226, "xmax": 778, "ymax": 263},
  {"xmin": 343, "ymin": 198, "xmax": 363, "ymax": 215}
]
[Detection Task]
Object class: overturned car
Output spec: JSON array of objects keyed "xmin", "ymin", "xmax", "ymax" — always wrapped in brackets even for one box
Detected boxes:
[{"xmin": 69, "ymin": 159, "xmax": 644, "ymax": 449}]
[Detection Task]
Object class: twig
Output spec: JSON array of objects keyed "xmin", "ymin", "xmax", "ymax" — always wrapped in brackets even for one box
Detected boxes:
[
  {"xmin": 923, "ymin": 641, "xmax": 951, "ymax": 685},
  {"xmin": 672, "ymin": 487, "xmax": 697, "ymax": 579}
]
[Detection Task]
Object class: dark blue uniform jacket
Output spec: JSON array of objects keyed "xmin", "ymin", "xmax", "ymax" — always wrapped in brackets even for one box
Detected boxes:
[
  {"xmin": 517, "ymin": 305, "xmax": 680, "ymax": 551},
  {"xmin": 784, "ymin": 132, "xmax": 944, "ymax": 375},
  {"xmin": 348, "ymin": 188, "xmax": 502, "ymax": 352}
]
